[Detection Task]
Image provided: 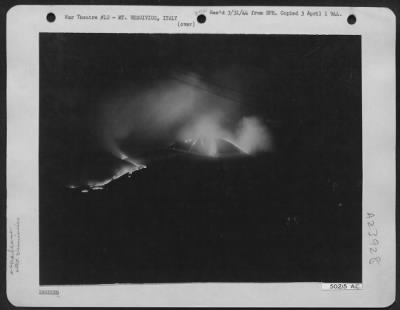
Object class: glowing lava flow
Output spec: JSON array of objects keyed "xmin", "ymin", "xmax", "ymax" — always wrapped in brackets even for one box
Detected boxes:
[{"xmin": 67, "ymin": 161, "xmax": 146, "ymax": 193}]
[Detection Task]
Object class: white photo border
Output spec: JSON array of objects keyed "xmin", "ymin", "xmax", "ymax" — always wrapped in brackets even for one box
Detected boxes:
[{"xmin": 6, "ymin": 5, "xmax": 396, "ymax": 307}]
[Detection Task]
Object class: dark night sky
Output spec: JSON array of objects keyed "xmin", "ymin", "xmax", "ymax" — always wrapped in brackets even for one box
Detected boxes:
[
  {"xmin": 40, "ymin": 34, "xmax": 361, "ymax": 186},
  {"xmin": 39, "ymin": 34, "xmax": 362, "ymax": 285}
]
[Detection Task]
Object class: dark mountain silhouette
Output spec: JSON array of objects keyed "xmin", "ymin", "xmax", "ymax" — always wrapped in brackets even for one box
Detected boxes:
[{"xmin": 40, "ymin": 151, "xmax": 361, "ymax": 284}]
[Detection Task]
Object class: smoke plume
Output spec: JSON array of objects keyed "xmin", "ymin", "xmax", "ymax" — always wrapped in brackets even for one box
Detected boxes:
[
  {"xmin": 97, "ymin": 74, "xmax": 272, "ymax": 162},
  {"xmin": 79, "ymin": 73, "xmax": 274, "ymax": 188}
]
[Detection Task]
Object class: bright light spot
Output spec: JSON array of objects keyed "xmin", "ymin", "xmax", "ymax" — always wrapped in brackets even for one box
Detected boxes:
[
  {"xmin": 69, "ymin": 162, "xmax": 147, "ymax": 191},
  {"xmin": 178, "ymin": 115, "xmax": 272, "ymax": 157}
]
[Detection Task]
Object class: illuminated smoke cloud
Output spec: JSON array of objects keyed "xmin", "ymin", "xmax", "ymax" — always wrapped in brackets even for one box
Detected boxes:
[
  {"xmin": 177, "ymin": 115, "xmax": 272, "ymax": 156},
  {"xmin": 177, "ymin": 114, "xmax": 230, "ymax": 142},
  {"xmin": 96, "ymin": 74, "xmax": 240, "ymax": 161},
  {"xmin": 233, "ymin": 117, "xmax": 273, "ymax": 154},
  {"xmin": 84, "ymin": 73, "xmax": 274, "ymax": 188}
]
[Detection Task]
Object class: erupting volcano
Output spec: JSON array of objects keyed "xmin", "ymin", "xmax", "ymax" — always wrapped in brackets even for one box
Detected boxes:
[{"xmin": 170, "ymin": 136, "xmax": 248, "ymax": 158}]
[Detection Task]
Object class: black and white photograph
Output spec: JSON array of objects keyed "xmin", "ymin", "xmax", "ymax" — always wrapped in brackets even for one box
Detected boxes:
[
  {"xmin": 6, "ymin": 5, "xmax": 396, "ymax": 307},
  {"xmin": 39, "ymin": 33, "xmax": 362, "ymax": 285}
]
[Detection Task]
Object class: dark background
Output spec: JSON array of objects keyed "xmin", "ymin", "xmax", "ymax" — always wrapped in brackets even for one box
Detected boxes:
[{"xmin": 39, "ymin": 33, "xmax": 362, "ymax": 284}]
